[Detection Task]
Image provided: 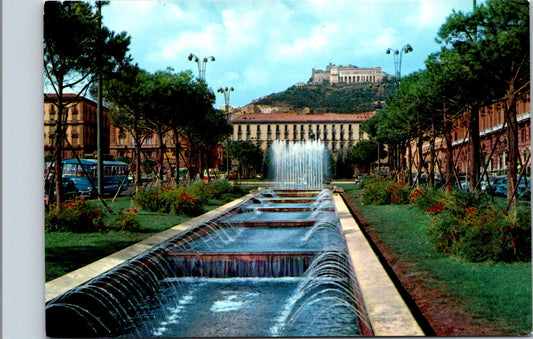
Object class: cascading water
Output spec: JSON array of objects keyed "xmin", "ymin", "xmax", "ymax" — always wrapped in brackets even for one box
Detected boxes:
[
  {"xmin": 46, "ymin": 141, "xmax": 373, "ymax": 337},
  {"xmin": 270, "ymin": 140, "xmax": 329, "ymax": 190}
]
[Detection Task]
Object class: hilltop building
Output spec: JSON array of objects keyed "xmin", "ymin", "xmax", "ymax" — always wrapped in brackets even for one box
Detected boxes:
[{"xmin": 311, "ymin": 63, "xmax": 388, "ymax": 84}]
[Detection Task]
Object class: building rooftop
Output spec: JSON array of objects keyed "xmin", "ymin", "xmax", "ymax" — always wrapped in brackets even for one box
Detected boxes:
[{"xmin": 232, "ymin": 112, "xmax": 375, "ymax": 124}]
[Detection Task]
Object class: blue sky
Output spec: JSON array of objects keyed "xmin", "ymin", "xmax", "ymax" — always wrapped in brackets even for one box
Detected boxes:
[{"xmin": 102, "ymin": 0, "xmax": 479, "ymax": 108}]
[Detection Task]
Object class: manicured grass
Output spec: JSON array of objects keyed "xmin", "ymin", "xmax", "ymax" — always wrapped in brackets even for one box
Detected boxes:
[
  {"xmin": 341, "ymin": 185, "xmax": 532, "ymax": 335},
  {"xmin": 45, "ymin": 190, "xmax": 253, "ymax": 282}
]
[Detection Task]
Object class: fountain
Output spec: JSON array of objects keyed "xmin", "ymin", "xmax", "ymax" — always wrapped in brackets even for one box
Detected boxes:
[
  {"xmin": 270, "ymin": 140, "xmax": 328, "ymax": 191},
  {"xmin": 46, "ymin": 140, "xmax": 411, "ymax": 337}
]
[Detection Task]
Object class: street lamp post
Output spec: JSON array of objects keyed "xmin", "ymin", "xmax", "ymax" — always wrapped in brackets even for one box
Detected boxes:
[
  {"xmin": 386, "ymin": 44, "xmax": 413, "ymax": 181},
  {"xmin": 386, "ymin": 44, "xmax": 413, "ymax": 87},
  {"xmin": 188, "ymin": 53, "xmax": 215, "ymax": 80},
  {"xmin": 217, "ymin": 87, "xmax": 234, "ymax": 177}
]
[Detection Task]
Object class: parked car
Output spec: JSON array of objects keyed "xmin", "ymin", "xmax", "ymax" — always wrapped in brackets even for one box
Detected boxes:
[
  {"xmin": 490, "ymin": 176, "xmax": 508, "ymax": 196},
  {"xmin": 454, "ymin": 176, "xmax": 470, "ymax": 190},
  {"xmin": 490, "ymin": 176, "xmax": 531, "ymax": 197},
  {"xmin": 517, "ymin": 178, "xmax": 531, "ymax": 198},
  {"xmin": 45, "ymin": 177, "xmax": 80, "ymax": 203},
  {"xmin": 64, "ymin": 175, "xmax": 96, "ymax": 198}
]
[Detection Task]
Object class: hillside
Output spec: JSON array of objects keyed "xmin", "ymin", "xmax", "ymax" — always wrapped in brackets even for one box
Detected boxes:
[{"xmin": 254, "ymin": 80, "xmax": 396, "ymax": 113}]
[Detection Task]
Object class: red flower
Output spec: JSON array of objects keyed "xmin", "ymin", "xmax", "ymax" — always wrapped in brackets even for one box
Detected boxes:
[
  {"xmin": 427, "ymin": 202, "xmax": 445, "ymax": 213},
  {"xmin": 410, "ymin": 189, "xmax": 422, "ymax": 199},
  {"xmin": 391, "ymin": 197, "xmax": 399, "ymax": 202},
  {"xmin": 466, "ymin": 207, "xmax": 477, "ymax": 215}
]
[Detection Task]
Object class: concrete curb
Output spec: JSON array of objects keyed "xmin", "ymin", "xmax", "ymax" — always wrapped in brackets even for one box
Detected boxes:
[{"xmin": 334, "ymin": 193, "xmax": 424, "ymax": 336}]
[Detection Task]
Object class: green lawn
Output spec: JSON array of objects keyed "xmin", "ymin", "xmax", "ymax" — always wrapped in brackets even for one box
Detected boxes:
[
  {"xmin": 341, "ymin": 185, "xmax": 532, "ymax": 335},
  {"xmin": 45, "ymin": 190, "xmax": 252, "ymax": 282}
]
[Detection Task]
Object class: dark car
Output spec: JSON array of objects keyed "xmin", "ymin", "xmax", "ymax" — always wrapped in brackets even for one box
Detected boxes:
[{"xmin": 45, "ymin": 177, "xmax": 80, "ymax": 202}]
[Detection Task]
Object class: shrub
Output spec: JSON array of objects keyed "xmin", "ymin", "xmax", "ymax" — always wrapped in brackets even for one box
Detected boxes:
[
  {"xmin": 134, "ymin": 184, "xmax": 204, "ymax": 216},
  {"xmin": 359, "ymin": 178, "xmax": 409, "ymax": 205},
  {"xmin": 184, "ymin": 181, "xmax": 211, "ymax": 204},
  {"xmin": 45, "ymin": 197, "xmax": 105, "ymax": 232},
  {"xmin": 113, "ymin": 207, "xmax": 140, "ymax": 232},
  {"xmin": 134, "ymin": 187, "xmax": 171, "ymax": 212},
  {"xmin": 426, "ymin": 189, "xmax": 531, "ymax": 262},
  {"xmin": 171, "ymin": 191, "xmax": 204, "ymax": 216},
  {"xmin": 210, "ymin": 179, "xmax": 234, "ymax": 199},
  {"xmin": 410, "ymin": 186, "xmax": 447, "ymax": 211}
]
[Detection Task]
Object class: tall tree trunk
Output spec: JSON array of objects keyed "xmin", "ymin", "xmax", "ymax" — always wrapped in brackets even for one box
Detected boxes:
[
  {"xmin": 407, "ymin": 142, "xmax": 413, "ymax": 186},
  {"xmin": 429, "ymin": 131, "xmax": 435, "ymax": 187},
  {"xmin": 442, "ymin": 103, "xmax": 455, "ymax": 187},
  {"xmin": 398, "ymin": 143, "xmax": 406, "ymax": 183},
  {"xmin": 133, "ymin": 116, "xmax": 142, "ymax": 190},
  {"xmin": 54, "ymin": 94, "xmax": 65, "ymax": 209},
  {"xmin": 505, "ymin": 88, "xmax": 519, "ymax": 209},
  {"xmin": 157, "ymin": 128, "xmax": 165, "ymax": 182},
  {"xmin": 468, "ymin": 105, "xmax": 481, "ymax": 190},
  {"xmin": 416, "ymin": 130, "xmax": 424, "ymax": 185},
  {"xmin": 134, "ymin": 142, "xmax": 142, "ymax": 190}
]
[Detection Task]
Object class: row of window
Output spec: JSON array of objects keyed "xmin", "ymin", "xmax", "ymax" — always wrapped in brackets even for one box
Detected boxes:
[
  {"xmin": 338, "ymin": 75, "xmax": 376, "ymax": 83},
  {"xmin": 47, "ymin": 103, "xmax": 108, "ymax": 126},
  {"xmin": 246, "ymin": 139, "xmax": 355, "ymax": 153},
  {"xmin": 234, "ymin": 123, "xmax": 364, "ymax": 142}
]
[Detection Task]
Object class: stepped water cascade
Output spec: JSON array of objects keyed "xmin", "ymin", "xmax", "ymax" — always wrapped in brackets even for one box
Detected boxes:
[{"xmin": 45, "ymin": 140, "xmax": 375, "ymax": 337}]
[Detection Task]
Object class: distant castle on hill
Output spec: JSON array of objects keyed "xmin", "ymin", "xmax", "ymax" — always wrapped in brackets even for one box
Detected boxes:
[{"xmin": 311, "ymin": 63, "xmax": 389, "ymax": 84}]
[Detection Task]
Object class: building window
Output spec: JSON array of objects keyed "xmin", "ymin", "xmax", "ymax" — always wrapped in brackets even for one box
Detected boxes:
[
  {"xmin": 146, "ymin": 138, "xmax": 152, "ymax": 146},
  {"xmin": 119, "ymin": 138, "xmax": 125, "ymax": 145}
]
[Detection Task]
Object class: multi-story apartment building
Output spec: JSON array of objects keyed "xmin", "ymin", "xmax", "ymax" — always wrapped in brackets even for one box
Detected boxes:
[
  {"xmin": 311, "ymin": 63, "xmax": 388, "ymax": 84},
  {"xmin": 108, "ymin": 127, "xmax": 195, "ymax": 176},
  {"xmin": 411, "ymin": 96, "xmax": 530, "ymax": 178},
  {"xmin": 44, "ymin": 94, "xmax": 221, "ymax": 179},
  {"xmin": 230, "ymin": 112, "xmax": 375, "ymax": 154},
  {"xmin": 44, "ymin": 93, "xmax": 109, "ymax": 160}
]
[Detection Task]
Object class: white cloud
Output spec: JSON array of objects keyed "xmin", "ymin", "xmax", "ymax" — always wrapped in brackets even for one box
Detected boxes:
[
  {"xmin": 157, "ymin": 23, "xmax": 224, "ymax": 60},
  {"xmin": 273, "ymin": 23, "xmax": 338, "ymax": 61}
]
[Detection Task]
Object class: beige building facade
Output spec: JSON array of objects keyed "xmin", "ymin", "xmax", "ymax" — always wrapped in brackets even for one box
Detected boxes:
[
  {"xmin": 312, "ymin": 63, "xmax": 388, "ymax": 84},
  {"xmin": 231, "ymin": 112, "xmax": 375, "ymax": 154}
]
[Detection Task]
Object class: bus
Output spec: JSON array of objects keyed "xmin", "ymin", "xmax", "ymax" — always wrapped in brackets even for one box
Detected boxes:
[{"xmin": 62, "ymin": 159, "xmax": 129, "ymax": 197}]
